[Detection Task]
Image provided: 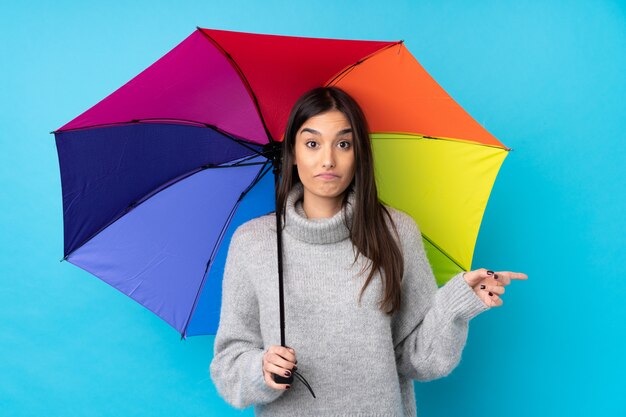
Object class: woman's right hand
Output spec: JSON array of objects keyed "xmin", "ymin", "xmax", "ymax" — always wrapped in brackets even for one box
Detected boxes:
[
  {"xmin": 463, "ymin": 268, "xmax": 528, "ymax": 307},
  {"xmin": 262, "ymin": 345, "xmax": 297, "ymax": 390}
]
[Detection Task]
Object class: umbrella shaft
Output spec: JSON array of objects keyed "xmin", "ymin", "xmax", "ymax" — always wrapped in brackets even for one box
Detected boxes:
[
  {"xmin": 272, "ymin": 158, "xmax": 287, "ymax": 347},
  {"xmin": 276, "ymin": 207, "xmax": 286, "ymax": 346}
]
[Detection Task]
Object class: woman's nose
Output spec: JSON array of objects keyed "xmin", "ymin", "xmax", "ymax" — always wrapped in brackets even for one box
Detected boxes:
[
  {"xmin": 321, "ymin": 145, "xmax": 336, "ymax": 168},
  {"xmin": 322, "ymin": 152, "xmax": 335, "ymax": 168}
]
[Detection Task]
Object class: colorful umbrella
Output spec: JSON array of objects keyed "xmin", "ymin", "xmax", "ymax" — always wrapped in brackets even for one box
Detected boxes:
[{"xmin": 53, "ymin": 27, "xmax": 509, "ymax": 341}]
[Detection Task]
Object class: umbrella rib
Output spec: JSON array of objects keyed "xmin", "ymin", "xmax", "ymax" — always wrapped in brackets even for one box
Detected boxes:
[
  {"xmin": 370, "ymin": 132, "xmax": 512, "ymax": 151},
  {"xmin": 240, "ymin": 160, "xmax": 274, "ymax": 196},
  {"xmin": 201, "ymin": 153, "xmax": 264, "ymax": 169},
  {"xmin": 196, "ymin": 27, "xmax": 276, "ymax": 143},
  {"xmin": 51, "ymin": 118, "xmax": 209, "ymax": 133},
  {"xmin": 325, "ymin": 41, "xmax": 403, "ymax": 87},
  {"xmin": 420, "ymin": 232, "xmax": 467, "ymax": 274},
  {"xmin": 181, "ymin": 160, "xmax": 273, "ymax": 338},
  {"xmin": 61, "ymin": 158, "xmax": 268, "ymax": 262},
  {"xmin": 53, "ymin": 119, "xmax": 268, "ymax": 157}
]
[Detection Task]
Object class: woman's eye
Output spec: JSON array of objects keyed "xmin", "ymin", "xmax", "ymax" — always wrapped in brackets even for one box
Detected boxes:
[
  {"xmin": 338, "ymin": 140, "xmax": 352, "ymax": 149},
  {"xmin": 305, "ymin": 140, "xmax": 318, "ymax": 148}
]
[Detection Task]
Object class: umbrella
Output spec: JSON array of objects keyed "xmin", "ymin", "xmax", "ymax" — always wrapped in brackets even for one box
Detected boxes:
[{"xmin": 53, "ymin": 28, "xmax": 509, "ymax": 346}]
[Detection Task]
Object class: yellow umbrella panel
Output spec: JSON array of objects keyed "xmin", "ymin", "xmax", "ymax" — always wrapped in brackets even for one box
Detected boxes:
[{"xmin": 372, "ymin": 133, "xmax": 507, "ymax": 285}]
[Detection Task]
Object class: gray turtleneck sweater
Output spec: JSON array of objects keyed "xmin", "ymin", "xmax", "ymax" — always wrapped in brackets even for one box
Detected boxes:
[{"xmin": 210, "ymin": 183, "xmax": 489, "ymax": 416}]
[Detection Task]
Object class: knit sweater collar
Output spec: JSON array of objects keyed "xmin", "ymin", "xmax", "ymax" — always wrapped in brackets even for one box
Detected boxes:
[{"xmin": 283, "ymin": 182, "xmax": 354, "ymax": 244}]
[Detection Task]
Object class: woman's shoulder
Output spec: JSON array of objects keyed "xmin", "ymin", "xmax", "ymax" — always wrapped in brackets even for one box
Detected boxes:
[{"xmin": 230, "ymin": 212, "xmax": 277, "ymax": 244}]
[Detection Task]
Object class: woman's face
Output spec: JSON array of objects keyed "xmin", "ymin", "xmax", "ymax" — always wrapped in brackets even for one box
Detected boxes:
[{"xmin": 294, "ymin": 109, "xmax": 356, "ymax": 210}]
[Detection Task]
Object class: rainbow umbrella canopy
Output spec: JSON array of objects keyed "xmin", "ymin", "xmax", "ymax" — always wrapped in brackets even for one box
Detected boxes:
[{"xmin": 54, "ymin": 28, "xmax": 509, "ymax": 338}]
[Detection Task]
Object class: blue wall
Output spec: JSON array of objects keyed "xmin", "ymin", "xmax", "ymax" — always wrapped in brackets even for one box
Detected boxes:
[{"xmin": 1, "ymin": 1, "xmax": 624, "ymax": 416}]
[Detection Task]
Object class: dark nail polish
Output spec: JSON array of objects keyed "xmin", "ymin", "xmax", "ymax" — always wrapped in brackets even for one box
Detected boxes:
[
  {"xmin": 284, "ymin": 370, "xmax": 291, "ymax": 377},
  {"xmin": 494, "ymin": 274, "xmax": 499, "ymax": 280},
  {"xmin": 293, "ymin": 365, "xmax": 298, "ymax": 371},
  {"xmin": 489, "ymin": 292, "xmax": 493, "ymax": 296},
  {"xmin": 285, "ymin": 385, "xmax": 291, "ymax": 390},
  {"xmin": 487, "ymin": 270, "xmax": 494, "ymax": 275},
  {"xmin": 480, "ymin": 285, "xmax": 486, "ymax": 290}
]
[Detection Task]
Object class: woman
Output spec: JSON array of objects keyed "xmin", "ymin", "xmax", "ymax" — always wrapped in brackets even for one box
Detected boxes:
[{"xmin": 210, "ymin": 86, "xmax": 527, "ymax": 416}]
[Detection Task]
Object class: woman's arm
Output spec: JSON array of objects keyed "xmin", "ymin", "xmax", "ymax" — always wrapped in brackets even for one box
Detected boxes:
[
  {"xmin": 391, "ymin": 212, "xmax": 489, "ymax": 381},
  {"xmin": 210, "ymin": 226, "xmax": 285, "ymax": 409}
]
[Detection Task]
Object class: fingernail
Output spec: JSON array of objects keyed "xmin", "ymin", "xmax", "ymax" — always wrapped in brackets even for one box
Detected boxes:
[
  {"xmin": 489, "ymin": 292, "xmax": 493, "ymax": 296},
  {"xmin": 293, "ymin": 365, "xmax": 298, "ymax": 371},
  {"xmin": 480, "ymin": 284, "xmax": 486, "ymax": 289},
  {"xmin": 288, "ymin": 348, "xmax": 295, "ymax": 353},
  {"xmin": 487, "ymin": 270, "xmax": 494, "ymax": 275},
  {"xmin": 286, "ymin": 385, "xmax": 291, "ymax": 390},
  {"xmin": 494, "ymin": 274, "xmax": 499, "ymax": 280},
  {"xmin": 284, "ymin": 370, "xmax": 291, "ymax": 377}
]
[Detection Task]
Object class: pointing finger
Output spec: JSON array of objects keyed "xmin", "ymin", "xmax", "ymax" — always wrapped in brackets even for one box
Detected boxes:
[{"xmin": 495, "ymin": 271, "xmax": 528, "ymax": 285}]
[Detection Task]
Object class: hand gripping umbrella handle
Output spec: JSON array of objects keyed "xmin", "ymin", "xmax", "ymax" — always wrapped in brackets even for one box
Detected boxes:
[
  {"xmin": 272, "ymin": 372, "xmax": 293, "ymax": 385},
  {"xmin": 273, "ymin": 370, "xmax": 316, "ymax": 398}
]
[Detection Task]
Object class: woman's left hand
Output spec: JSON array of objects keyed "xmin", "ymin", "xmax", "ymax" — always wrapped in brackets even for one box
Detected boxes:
[{"xmin": 462, "ymin": 268, "xmax": 528, "ymax": 307}]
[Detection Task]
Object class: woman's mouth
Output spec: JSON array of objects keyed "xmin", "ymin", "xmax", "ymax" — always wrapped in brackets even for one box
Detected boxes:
[{"xmin": 316, "ymin": 173, "xmax": 339, "ymax": 180}]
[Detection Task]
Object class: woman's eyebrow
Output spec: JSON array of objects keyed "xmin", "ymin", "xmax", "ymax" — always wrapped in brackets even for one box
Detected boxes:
[
  {"xmin": 337, "ymin": 128, "xmax": 353, "ymax": 136},
  {"xmin": 300, "ymin": 127, "xmax": 353, "ymax": 136}
]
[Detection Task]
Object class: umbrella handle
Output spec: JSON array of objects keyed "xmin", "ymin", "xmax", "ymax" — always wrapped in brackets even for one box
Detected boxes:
[
  {"xmin": 273, "ymin": 370, "xmax": 316, "ymax": 398},
  {"xmin": 272, "ymin": 373, "xmax": 294, "ymax": 385}
]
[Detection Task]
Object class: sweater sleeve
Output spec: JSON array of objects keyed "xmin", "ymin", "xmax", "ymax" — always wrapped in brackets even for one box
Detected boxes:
[
  {"xmin": 391, "ymin": 211, "xmax": 489, "ymax": 381},
  {"xmin": 209, "ymin": 225, "xmax": 284, "ymax": 409}
]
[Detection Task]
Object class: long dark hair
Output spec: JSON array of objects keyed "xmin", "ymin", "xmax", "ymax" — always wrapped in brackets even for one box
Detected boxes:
[{"xmin": 276, "ymin": 86, "xmax": 404, "ymax": 315}]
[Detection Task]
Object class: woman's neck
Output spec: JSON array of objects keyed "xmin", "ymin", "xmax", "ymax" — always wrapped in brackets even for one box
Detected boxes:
[{"xmin": 301, "ymin": 190, "xmax": 344, "ymax": 219}]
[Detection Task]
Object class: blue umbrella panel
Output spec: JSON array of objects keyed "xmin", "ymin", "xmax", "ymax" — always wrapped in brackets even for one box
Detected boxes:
[{"xmin": 55, "ymin": 122, "xmax": 275, "ymax": 337}]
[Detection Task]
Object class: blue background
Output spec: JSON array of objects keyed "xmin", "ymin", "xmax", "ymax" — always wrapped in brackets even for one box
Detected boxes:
[{"xmin": 1, "ymin": 1, "xmax": 625, "ymax": 416}]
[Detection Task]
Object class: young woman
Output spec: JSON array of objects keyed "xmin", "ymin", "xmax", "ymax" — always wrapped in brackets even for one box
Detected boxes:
[{"xmin": 210, "ymin": 86, "xmax": 527, "ymax": 416}]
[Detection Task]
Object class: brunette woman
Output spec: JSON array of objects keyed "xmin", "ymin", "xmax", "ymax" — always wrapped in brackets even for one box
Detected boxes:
[{"xmin": 210, "ymin": 86, "xmax": 527, "ymax": 416}]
